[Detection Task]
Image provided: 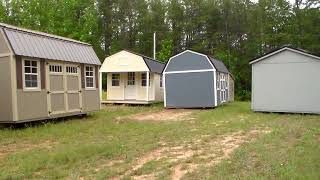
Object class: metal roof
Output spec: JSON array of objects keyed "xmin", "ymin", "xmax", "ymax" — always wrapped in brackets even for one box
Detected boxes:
[
  {"xmin": 143, "ymin": 57, "xmax": 165, "ymax": 74},
  {"xmin": 1, "ymin": 23, "xmax": 101, "ymax": 65},
  {"xmin": 124, "ymin": 49, "xmax": 165, "ymax": 73},
  {"xmin": 249, "ymin": 46, "xmax": 320, "ymax": 65},
  {"xmin": 208, "ymin": 56, "xmax": 230, "ymax": 74}
]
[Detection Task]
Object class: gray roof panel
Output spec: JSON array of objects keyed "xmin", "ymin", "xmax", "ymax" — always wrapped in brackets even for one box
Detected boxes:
[
  {"xmin": 143, "ymin": 57, "xmax": 165, "ymax": 74},
  {"xmin": 2, "ymin": 23, "xmax": 100, "ymax": 65},
  {"xmin": 208, "ymin": 56, "xmax": 230, "ymax": 74},
  {"xmin": 123, "ymin": 49, "xmax": 165, "ymax": 73}
]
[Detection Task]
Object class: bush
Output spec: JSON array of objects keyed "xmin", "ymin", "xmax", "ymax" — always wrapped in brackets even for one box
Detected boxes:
[{"xmin": 236, "ymin": 90, "xmax": 251, "ymax": 101}]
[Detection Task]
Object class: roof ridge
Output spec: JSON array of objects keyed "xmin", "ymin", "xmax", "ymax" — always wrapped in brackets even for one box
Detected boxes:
[
  {"xmin": 0, "ymin": 22, "xmax": 91, "ymax": 46},
  {"xmin": 249, "ymin": 46, "xmax": 320, "ymax": 64},
  {"xmin": 123, "ymin": 49, "xmax": 165, "ymax": 64}
]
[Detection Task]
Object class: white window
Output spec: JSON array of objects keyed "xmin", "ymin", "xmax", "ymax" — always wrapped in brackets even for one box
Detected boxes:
[
  {"xmin": 66, "ymin": 66, "xmax": 78, "ymax": 74},
  {"xmin": 49, "ymin": 65, "xmax": 62, "ymax": 73},
  {"xmin": 141, "ymin": 73, "xmax": 151, "ymax": 87},
  {"xmin": 24, "ymin": 59, "xmax": 40, "ymax": 89},
  {"xmin": 112, "ymin": 73, "xmax": 120, "ymax": 86},
  {"xmin": 160, "ymin": 76, "xmax": 163, "ymax": 87},
  {"xmin": 85, "ymin": 66, "xmax": 95, "ymax": 88},
  {"xmin": 127, "ymin": 72, "xmax": 135, "ymax": 85},
  {"xmin": 225, "ymin": 77, "xmax": 228, "ymax": 89},
  {"xmin": 217, "ymin": 73, "xmax": 220, "ymax": 89}
]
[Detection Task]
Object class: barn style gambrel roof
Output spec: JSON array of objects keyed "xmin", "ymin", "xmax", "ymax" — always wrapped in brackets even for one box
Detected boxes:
[
  {"xmin": 163, "ymin": 50, "xmax": 233, "ymax": 78},
  {"xmin": 0, "ymin": 23, "xmax": 101, "ymax": 65},
  {"xmin": 123, "ymin": 49, "xmax": 165, "ymax": 74},
  {"xmin": 249, "ymin": 46, "xmax": 320, "ymax": 65}
]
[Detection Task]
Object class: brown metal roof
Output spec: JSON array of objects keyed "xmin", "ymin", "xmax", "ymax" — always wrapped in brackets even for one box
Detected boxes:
[{"xmin": 1, "ymin": 23, "xmax": 101, "ymax": 65}]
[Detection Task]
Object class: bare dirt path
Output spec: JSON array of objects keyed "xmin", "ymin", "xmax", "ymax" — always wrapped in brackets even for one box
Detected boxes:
[
  {"xmin": 0, "ymin": 140, "xmax": 56, "ymax": 160},
  {"xmin": 110, "ymin": 127, "xmax": 271, "ymax": 180},
  {"xmin": 119, "ymin": 109, "xmax": 196, "ymax": 122}
]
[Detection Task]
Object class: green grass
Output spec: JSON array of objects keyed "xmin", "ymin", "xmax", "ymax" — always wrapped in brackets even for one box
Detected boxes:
[{"xmin": 0, "ymin": 102, "xmax": 319, "ymax": 179}]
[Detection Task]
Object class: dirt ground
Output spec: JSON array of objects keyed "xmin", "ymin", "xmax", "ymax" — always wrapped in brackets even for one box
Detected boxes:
[
  {"xmin": 0, "ymin": 140, "xmax": 56, "ymax": 160},
  {"xmin": 125, "ymin": 109, "xmax": 196, "ymax": 121},
  {"xmin": 110, "ymin": 127, "xmax": 272, "ymax": 180}
]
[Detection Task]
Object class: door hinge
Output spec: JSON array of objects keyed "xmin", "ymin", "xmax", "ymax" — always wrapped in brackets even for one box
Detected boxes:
[
  {"xmin": 47, "ymin": 91, "xmax": 51, "ymax": 94},
  {"xmin": 79, "ymin": 90, "xmax": 82, "ymax": 93}
]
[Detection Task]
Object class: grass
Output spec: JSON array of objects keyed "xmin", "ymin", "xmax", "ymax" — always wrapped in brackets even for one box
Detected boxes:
[{"xmin": 0, "ymin": 102, "xmax": 319, "ymax": 179}]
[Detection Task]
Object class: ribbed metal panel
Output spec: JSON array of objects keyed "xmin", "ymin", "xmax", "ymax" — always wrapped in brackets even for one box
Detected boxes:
[
  {"xmin": 4, "ymin": 28, "xmax": 101, "ymax": 65},
  {"xmin": 208, "ymin": 56, "xmax": 230, "ymax": 74}
]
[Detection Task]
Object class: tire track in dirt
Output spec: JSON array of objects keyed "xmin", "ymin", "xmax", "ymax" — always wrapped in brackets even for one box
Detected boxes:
[{"xmin": 110, "ymin": 127, "xmax": 271, "ymax": 180}]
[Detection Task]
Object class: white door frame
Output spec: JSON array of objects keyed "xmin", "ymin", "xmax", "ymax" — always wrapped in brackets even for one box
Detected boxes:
[{"xmin": 124, "ymin": 72, "xmax": 137, "ymax": 100}]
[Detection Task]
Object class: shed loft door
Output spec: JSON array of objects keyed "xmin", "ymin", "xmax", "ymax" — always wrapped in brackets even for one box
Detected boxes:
[
  {"xmin": 47, "ymin": 63, "xmax": 82, "ymax": 116},
  {"xmin": 125, "ymin": 72, "xmax": 136, "ymax": 100}
]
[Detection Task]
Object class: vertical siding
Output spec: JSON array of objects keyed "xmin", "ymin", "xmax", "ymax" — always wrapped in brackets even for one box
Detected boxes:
[
  {"xmin": 165, "ymin": 71, "xmax": 215, "ymax": 108},
  {"xmin": 16, "ymin": 90, "xmax": 48, "ymax": 121},
  {"xmin": 154, "ymin": 73, "xmax": 164, "ymax": 101},
  {"xmin": 0, "ymin": 56, "xmax": 13, "ymax": 122},
  {"xmin": 252, "ymin": 51, "xmax": 320, "ymax": 113},
  {"xmin": 0, "ymin": 28, "xmax": 10, "ymax": 53}
]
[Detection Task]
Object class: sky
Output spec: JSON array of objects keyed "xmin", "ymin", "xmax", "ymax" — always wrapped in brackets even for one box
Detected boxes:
[{"xmin": 251, "ymin": 0, "xmax": 297, "ymax": 4}]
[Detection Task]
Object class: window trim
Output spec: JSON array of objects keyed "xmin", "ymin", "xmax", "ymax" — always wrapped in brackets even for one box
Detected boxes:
[
  {"xmin": 84, "ymin": 65, "xmax": 96, "ymax": 90},
  {"xmin": 49, "ymin": 64, "xmax": 63, "ymax": 74},
  {"xmin": 127, "ymin": 72, "xmax": 135, "ymax": 86},
  {"xmin": 66, "ymin": 65, "xmax": 79, "ymax": 75},
  {"xmin": 111, "ymin": 73, "xmax": 121, "ymax": 88},
  {"xmin": 141, "ymin": 73, "xmax": 151, "ymax": 87},
  {"xmin": 22, "ymin": 58, "xmax": 41, "ymax": 91}
]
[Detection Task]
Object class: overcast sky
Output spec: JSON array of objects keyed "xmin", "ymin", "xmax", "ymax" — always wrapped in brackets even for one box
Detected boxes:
[{"xmin": 251, "ymin": 0, "xmax": 297, "ymax": 4}]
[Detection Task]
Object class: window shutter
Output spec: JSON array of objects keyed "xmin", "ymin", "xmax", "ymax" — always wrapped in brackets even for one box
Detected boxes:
[
  {"xmin": 40, "ymin": 59, "xmax": 46, "ymax": 89},
  {"xmin": 15, "ymin": 56, "xmax": 23, "ymax": 89},
  {"xmin": 95, "ymin": 66, "xmax": 99, "ymax": 89},
  {"xmin": 80, "ymin": 64, "xmax": 85, "ymax": 88}
]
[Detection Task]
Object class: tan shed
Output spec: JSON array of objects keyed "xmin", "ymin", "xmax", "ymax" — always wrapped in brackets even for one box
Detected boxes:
[
  {"xmin": 0, "ymin": 23, "xmax": 101, "ymax": 123},
  {"xmin": 100, "ymin": 50, "xmax": 165, "ymax": 104}
]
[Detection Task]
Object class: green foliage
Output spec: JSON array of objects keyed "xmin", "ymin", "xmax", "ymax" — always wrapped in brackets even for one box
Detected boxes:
[
  {"xmin": 1, "ymin": 0, "xmax": 319, "ymax": 99},
  {"xmin": 157, "ymin": 39, "xmax": 173, "ymax": 62}
]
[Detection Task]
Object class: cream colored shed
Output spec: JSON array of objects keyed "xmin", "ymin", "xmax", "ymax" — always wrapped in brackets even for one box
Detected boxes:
[{"xmin": 100, "ymin": 50, "xmax": 165, "ymax": 104}]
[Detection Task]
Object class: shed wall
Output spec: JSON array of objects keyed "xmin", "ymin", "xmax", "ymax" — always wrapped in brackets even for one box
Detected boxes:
[
  {"xmin": 154, "ymin": 73, "xmax": 164, "ymax": 101},
  {"xmin": 228, "ymin": 75, "xmax": 235, "ymax": 101},
  {"xmin": 0, "ymin": 56, "xmax": 13, "ymax": 122},
  {"xmin": 106, "ymin": 72, "xmax": 156, "ymax": 101},
  {"xmin": 0, "ymin": 29, "xmax": 10, "ymax": 54},
  {"xmin": 13, "ymin": 58, "xmax": 100, "ymax": 122},
  {"xmin": 17, "ymin": 90, "xmax": 48, "ymax": 121},
  {"xmin": 165, "ymin": 51, "xmax": 213, "ymax": 72},
  {"xmin": 252, "ymin": 50, "xmax": 320, "ymax": 113},
  {"xmin": 165, "ymin": 71, "xmax": 215, "ymax": 108},
  {"xmin": 82, "ymin": 90, "xmax": 100, "ymax": 112}
]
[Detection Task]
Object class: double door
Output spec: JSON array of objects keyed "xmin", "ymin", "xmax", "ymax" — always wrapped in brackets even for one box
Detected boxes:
[{"xmin": 47, "ymin": 63, "xmax": 82, "ymax": 115}]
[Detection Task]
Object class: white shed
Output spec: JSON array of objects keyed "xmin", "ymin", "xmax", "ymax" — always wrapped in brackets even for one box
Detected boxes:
[{"xmin": 250, "ymin": 46, "xmax": 320, "ymax": 114}]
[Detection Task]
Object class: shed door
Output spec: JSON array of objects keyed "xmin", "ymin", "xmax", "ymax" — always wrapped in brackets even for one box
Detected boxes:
[
  {"xmin": 47, "ymin": 63, "xmax": 82, "ymax": 116},
  {"xmin": 65, "ymin": 65, "xmax": 82, "ymax": 113},
  {"xmin": 125, "ymin": 72, "xmax": 136, "ymax": 99}
]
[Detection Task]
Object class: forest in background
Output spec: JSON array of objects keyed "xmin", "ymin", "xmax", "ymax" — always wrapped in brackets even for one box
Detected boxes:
[{"xmin": 0, "ymin": 0, "xmax": 319, "ymax": 100}]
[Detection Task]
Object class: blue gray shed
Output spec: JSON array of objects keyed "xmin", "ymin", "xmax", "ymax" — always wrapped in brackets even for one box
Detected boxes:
[{"xmin": 163, "ymin": 50, "xmax": 234, "ymax": 108}]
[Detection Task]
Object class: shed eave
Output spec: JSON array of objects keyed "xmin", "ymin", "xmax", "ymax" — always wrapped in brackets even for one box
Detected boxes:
[
  {"xmin": 163, "ymin": 50, "xmax": 216, "ymax": 73},
  {"xmin": 249, "ymin": 47, "xmax": 320, "ymax": 65}
]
